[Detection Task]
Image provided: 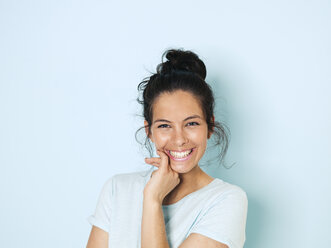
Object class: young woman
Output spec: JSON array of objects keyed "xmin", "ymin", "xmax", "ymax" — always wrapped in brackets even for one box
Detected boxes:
[{"xmin": 86, "ymin": 49, "xmax": 248, "ymax": 248}]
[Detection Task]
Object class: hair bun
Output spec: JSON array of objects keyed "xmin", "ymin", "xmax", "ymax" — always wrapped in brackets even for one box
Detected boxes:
[{"xmin": 157, "ymin": 49, "xmax": 207, "ymax": 80}]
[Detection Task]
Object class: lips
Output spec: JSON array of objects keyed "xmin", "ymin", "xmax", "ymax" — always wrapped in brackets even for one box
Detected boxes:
[{"xmin": 166, "ymin": 148, "xmax": 195, "ymax": 161}]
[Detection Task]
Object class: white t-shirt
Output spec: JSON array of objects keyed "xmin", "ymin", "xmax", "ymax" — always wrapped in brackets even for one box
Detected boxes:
[{"xmin": 87, "ymin": 169, "xmax": 248, "ymax": 248}]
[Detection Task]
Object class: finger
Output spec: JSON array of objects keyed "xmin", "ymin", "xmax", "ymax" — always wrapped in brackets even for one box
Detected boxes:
[
  {"xmin": 151, "ymin": 170, "xmax": 157, "ymax": 178},
  {"xmin": 145, "ymin": 157, "xmax": 161, "ymax": 161},
  {"xmin": 156, "ymin": 150, "xmax": 169, "ymax": 169},
  {"xmin": 145, "ymin": 160, "xmax": 160, "ymax": 167},
  {"xmin": 145, "ymin": 157, "xmax": 161, "ymax": 163},
  {"xmin": 145, "ymin": 158, "xmax": 160, "ymax": 167},
  {"xmin": 149, "ymin": 163, "xmax": 160, "ymax": 168},
  {"xmin": 156, "ymin": 150, "xmax": 169, "ymax": 161}
]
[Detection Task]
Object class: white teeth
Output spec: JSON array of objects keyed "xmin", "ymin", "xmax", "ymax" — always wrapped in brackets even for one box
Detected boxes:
[{"xmin": 169, "ymin": 149, "xmax": 192, "ymax": 158}]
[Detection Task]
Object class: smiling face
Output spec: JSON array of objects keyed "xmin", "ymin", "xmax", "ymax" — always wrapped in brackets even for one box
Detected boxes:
[{"xmin": 145, "ymin": 90, "xmax": 212, "ymax": 173}]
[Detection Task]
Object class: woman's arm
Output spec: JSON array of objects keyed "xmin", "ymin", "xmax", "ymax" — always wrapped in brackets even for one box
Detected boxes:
[
  {"xmin": 142, "ymin": 150, "xmax": 180, "ymax": 248},
  {"xmin": 179, "ymin": 233, "xmax": 229, "ymax": 248},
  {"xmin": 141, "ymin": 197, "xmax": 170, "ymax": 248},
  {"xmin": 86, "ymin": 226, "xmax": 108, "ymax": 248}
]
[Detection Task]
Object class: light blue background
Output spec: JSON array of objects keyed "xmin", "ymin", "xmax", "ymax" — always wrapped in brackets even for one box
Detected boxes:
[{"xmin": 1, "ymin": 1, "xmax": 330, "ymax": 247}]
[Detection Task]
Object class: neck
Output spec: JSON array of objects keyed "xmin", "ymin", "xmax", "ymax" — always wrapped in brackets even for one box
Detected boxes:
[{"xmin": 178, "ymin": 165, "xmax": 204, "ymax": 185}]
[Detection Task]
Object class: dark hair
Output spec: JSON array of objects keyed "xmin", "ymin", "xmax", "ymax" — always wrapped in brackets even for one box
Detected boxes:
[{"xmin": 135, "ymin": 48, "xmax": 230, "ymax": 167}]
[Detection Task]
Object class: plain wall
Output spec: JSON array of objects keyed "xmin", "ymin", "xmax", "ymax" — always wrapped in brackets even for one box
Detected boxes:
[{"xmin": 0, "ymin": 0, "xmax": 330, "ymax": 247}]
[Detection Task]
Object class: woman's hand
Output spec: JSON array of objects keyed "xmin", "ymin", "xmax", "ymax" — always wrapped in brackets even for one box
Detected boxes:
[{"xmin": 144, "ymin": 150, "xmax": 180, "ymax": 204}]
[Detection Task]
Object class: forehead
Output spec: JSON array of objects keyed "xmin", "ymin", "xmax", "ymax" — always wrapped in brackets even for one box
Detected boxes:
[{"xmin": 152, "ymin": 90, "xmax": 203, "ymax": 120}]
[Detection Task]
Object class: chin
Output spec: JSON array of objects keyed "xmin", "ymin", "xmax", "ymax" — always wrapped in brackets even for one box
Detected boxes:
[{"xmin": 169, "ymin": 161, "xmax": 195, "ymax": 174}]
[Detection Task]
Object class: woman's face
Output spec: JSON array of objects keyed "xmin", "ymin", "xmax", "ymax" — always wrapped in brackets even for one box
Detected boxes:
[{"xmin": 145, "ymin": 90, "xmax": 212, "ymax": 174}]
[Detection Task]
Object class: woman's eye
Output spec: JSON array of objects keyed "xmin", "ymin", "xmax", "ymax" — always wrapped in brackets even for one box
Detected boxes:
[
  {"xmin": 187, "ymin": 122, "xmax": 199, "ymax": 126},
  {"xmin": 158, "ymin": 124, "xmax": 170, "ymax": 128}
]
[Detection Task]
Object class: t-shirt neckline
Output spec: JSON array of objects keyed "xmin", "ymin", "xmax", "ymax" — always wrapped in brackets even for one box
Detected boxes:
[{"xmin": 161, "ymin": 177, "xmax": 219, "ymax": 209}]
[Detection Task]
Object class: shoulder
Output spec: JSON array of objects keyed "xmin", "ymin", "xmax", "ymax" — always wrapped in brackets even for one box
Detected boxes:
[
  {"xmin": 208, "ymin": 178, "xmax": 248, "ymax": 206},
  {"xmin": 111, "ymin": 169, "xmax": 152, "ymax": 184},
  {"xmin": 102, "ymin": 169, "xmax": 152, "ymax": 191},
  {"xmin": 97, "ymin": 169, "xmax": 152, "ymax": 201},
  {"xmin": 188, "ymin": 179, "xmax": 248, "ymax": 246}
]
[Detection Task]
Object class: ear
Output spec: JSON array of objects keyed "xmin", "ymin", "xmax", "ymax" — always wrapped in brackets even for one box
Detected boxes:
[
  {"xmin": 207, "ymin": 115, "xmax": 215, "ymax": 139},
  {"xmin": 144, "ymin": 120, "xmax": 154, "ymax": 143}
]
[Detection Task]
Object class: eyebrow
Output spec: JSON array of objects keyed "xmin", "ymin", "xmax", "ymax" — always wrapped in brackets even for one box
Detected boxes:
[{"xmin": 153, "ymin": 115, "xmax": 203, "ymax": 124}]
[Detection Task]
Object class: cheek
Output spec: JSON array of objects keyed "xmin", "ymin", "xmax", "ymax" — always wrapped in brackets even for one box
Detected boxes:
[
  {"xmin": 153, "ymin": 132, "xmax": 170, "ymax": 148},
  {"xmin": 189, "ymin": 129, "xmax": 208, "ymax": 143}
]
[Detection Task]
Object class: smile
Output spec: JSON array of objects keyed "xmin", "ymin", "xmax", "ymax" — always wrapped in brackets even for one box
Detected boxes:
[{"xmin": 166, "ymin": 148, "xmax": 195, "ymax": 161}]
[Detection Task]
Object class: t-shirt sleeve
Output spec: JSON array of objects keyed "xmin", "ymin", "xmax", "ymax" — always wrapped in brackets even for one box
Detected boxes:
[
  {"xmin": 87, "ymin": 177, "xmax": 114, "ymax": 232},
  {"xmin": 188, "ymin": 187, "xmax": 248, "ymax": 248}
]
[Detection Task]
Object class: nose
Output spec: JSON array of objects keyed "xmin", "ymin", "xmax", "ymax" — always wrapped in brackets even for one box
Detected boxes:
[{"xmin": 173, "ymin": 128, "xmax": 188, "ymax": 147}]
